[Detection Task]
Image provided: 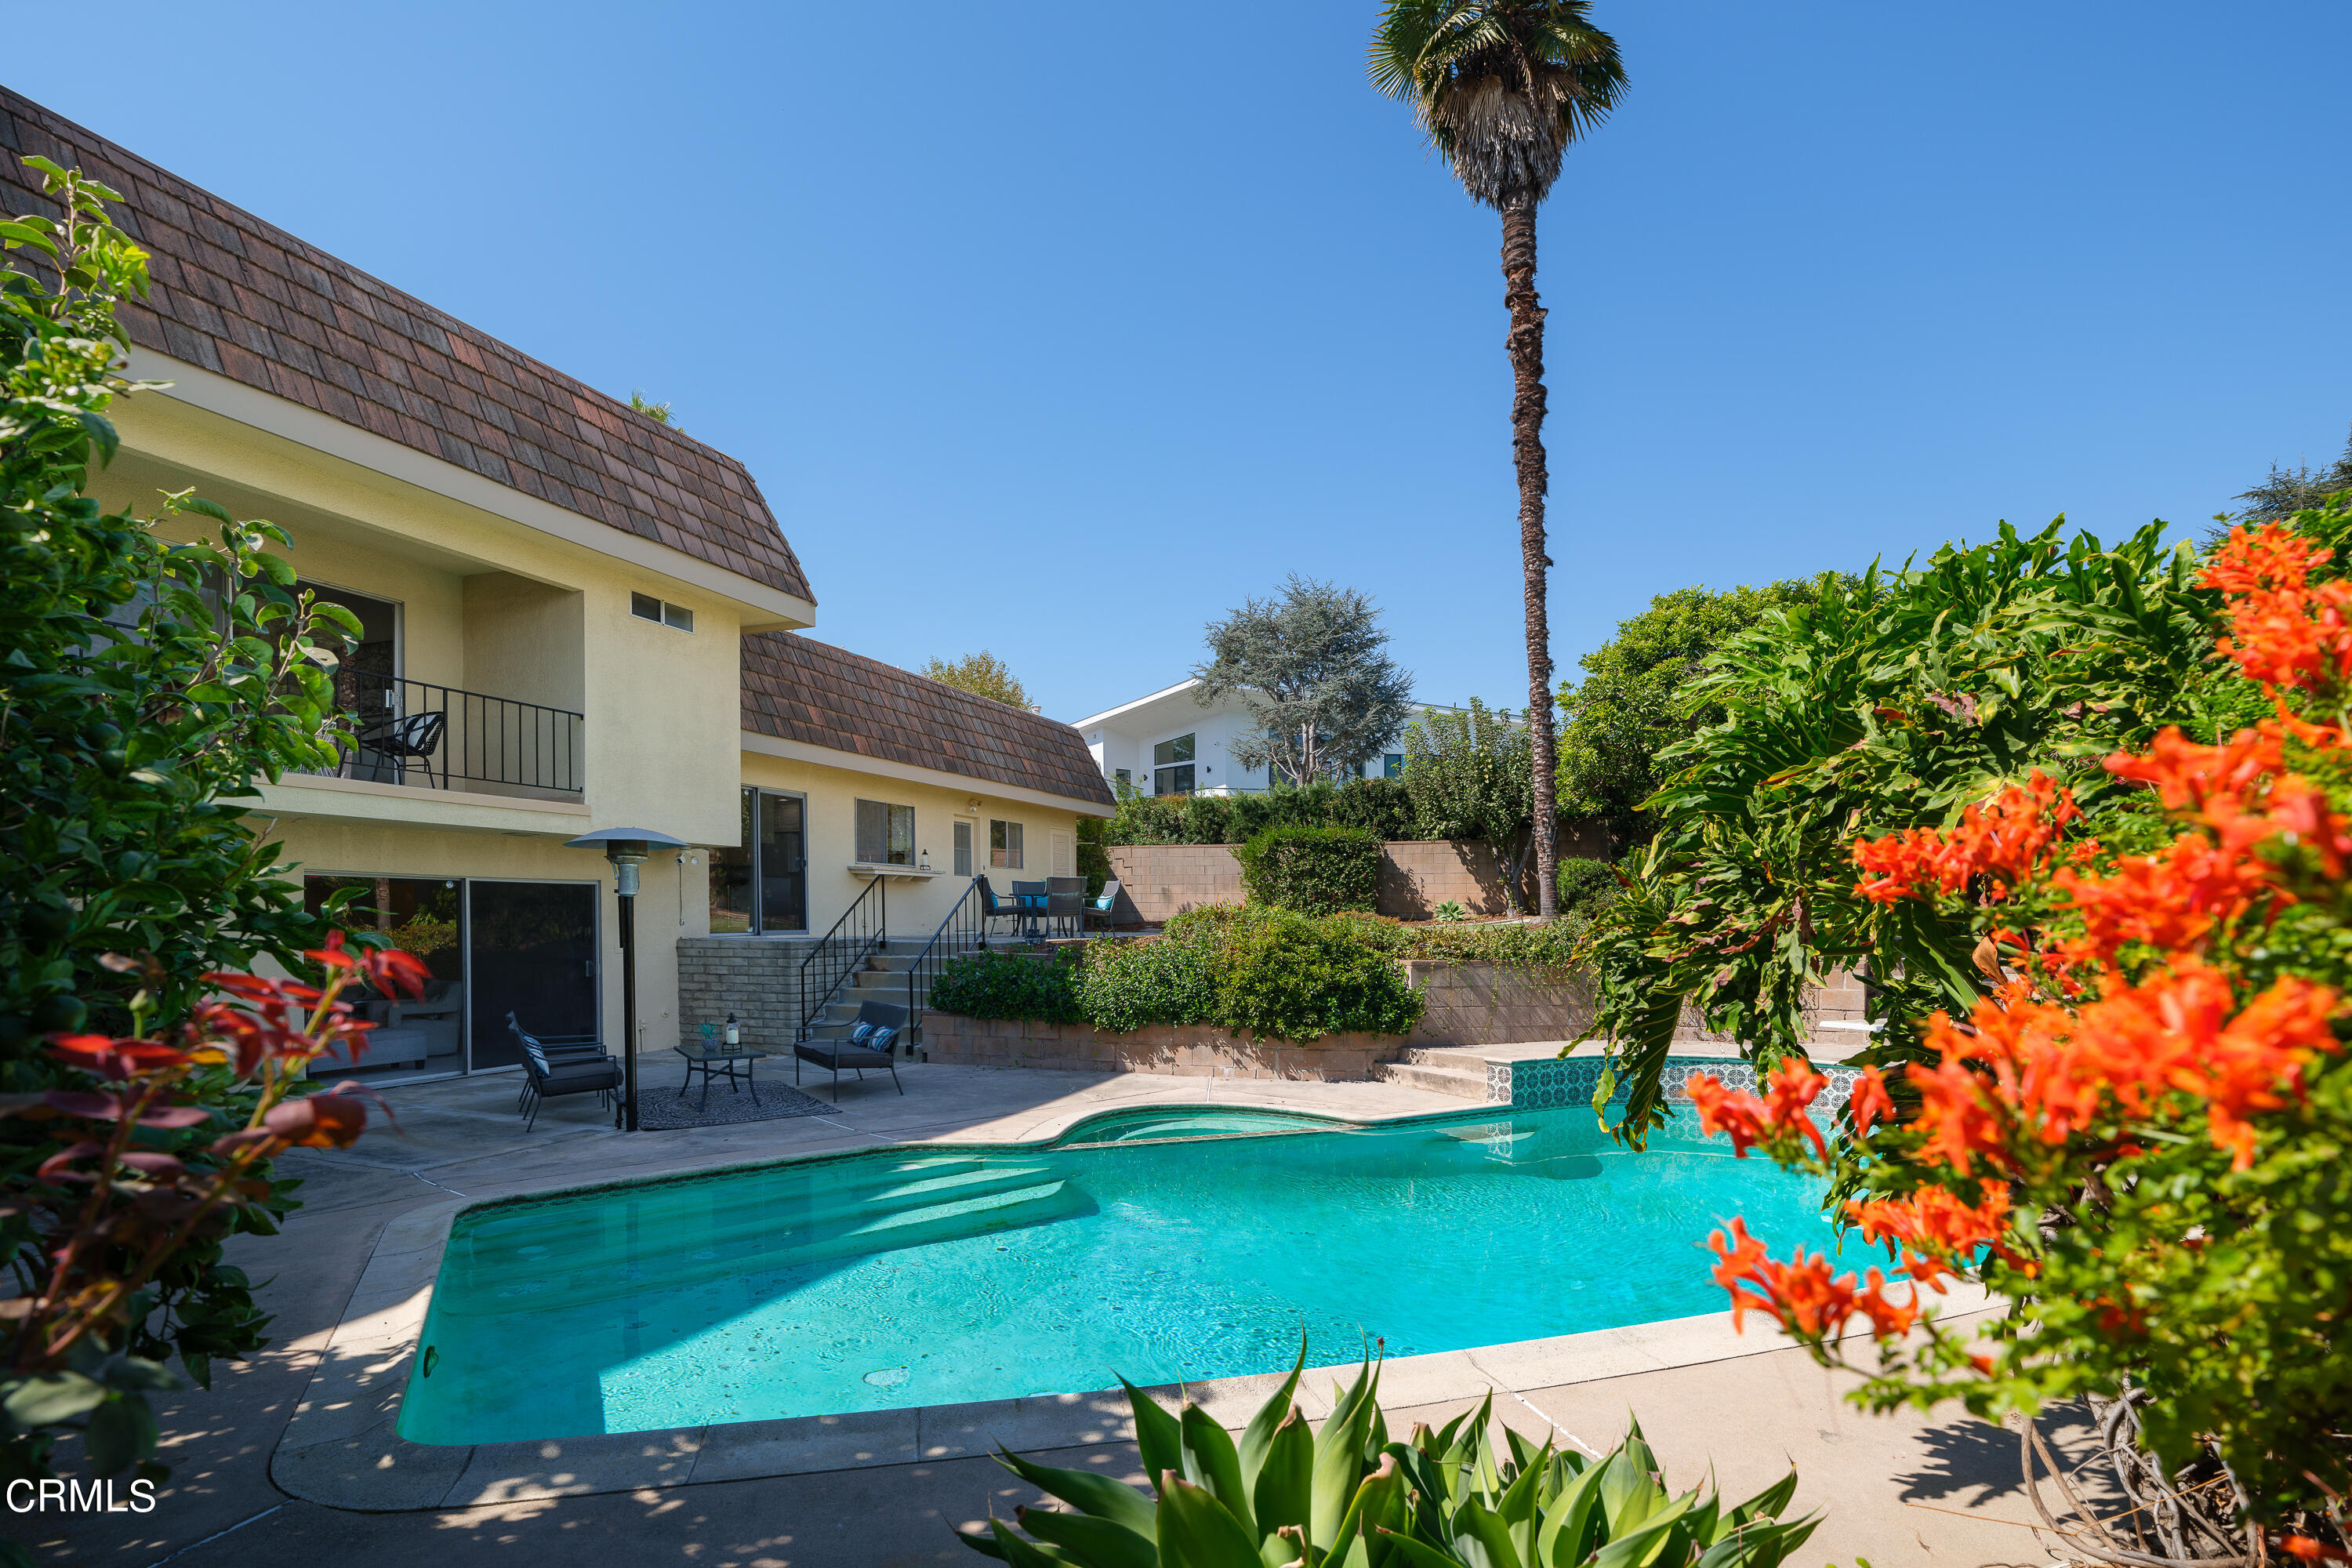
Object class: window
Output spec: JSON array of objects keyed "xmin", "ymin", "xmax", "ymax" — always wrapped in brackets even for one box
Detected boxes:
[
  {"xmin": 1113, "ymin": 768, "xmax": 1131, "ymax": 790},
  {"xmin": 855, "ymin": 799, "xmax": 915, "ymax": 866},
  {"xmin": 953, "ymin": 820, "xmax": 974, "ymax": 877},
  {"xmin": 990, "ymin": 818, "xmax": 1024, "ymax": 869},
  {"xmin": 1384, "ymin": 753, "xmax": 1405, "ymax": 779},
  {"xmin": 1153, "ymin": 734, "xmax": 1195, "ymax": 796},
  {"xmin": 630, "ymin": 591, "xmax": 695, "ymax": 632}
]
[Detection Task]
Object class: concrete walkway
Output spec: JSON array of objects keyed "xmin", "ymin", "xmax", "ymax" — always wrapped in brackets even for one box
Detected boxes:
[{"xmin": 24, "ymin": 1062, "xmax": 2081, "ymax": 1567}]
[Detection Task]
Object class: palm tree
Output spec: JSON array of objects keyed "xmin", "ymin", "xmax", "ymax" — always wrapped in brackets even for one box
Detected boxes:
[{"xmin": 1370, "ymin": 2, "xmax": 1624, "ymax": 919}]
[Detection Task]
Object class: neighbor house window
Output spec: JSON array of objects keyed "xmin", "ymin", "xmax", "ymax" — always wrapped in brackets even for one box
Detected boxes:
[
  {"xmin": 1113, "ymin": 768, "xmax": 1132, "ymax": 791},
  {"xmin": 991, "ymin": 819, "xmax": 1024, "ymax": 869},
  {"xmin": 1383, "ymin": 753, "xmax": 1404, "ymax": 779},
  {"xmin": 855, "ymin": 799, "xmax": 915, "ymax": 865},
  {"xmin": 1153, "ymin": 733, "xmax": 1196, "ymax": 796},
  {"xmin": 630, "ymin": 591, "xmax": 694, "ymax": 632}
]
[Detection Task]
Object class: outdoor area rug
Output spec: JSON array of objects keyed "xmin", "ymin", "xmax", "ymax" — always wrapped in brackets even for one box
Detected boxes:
[{"xmin": 636, "ymin": 1080, "xmax": 838, "ymax": 1131}]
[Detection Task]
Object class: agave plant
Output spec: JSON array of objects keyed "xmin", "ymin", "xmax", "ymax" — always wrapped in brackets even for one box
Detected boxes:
[{"xmin": 957, "ymin": 1348, "xmax": 1820, "ymax": 1566}]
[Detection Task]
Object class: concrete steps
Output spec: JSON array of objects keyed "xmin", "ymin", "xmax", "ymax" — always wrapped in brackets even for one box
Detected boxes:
[{"xmin": 1373, "ymin": 1047, "xmax": 1494, "ymax": 1102}]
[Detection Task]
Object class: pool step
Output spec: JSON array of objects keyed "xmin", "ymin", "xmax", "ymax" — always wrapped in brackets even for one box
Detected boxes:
[{"xmin": 1373, "ymin": 1049, "xmax": 1494, "ymax": 1102}]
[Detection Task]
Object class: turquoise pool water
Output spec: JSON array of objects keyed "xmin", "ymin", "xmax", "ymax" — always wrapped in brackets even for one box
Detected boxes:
[{"xmin": 400, "ymin": 1104, "xmax": 1855, "ymax": 1444}]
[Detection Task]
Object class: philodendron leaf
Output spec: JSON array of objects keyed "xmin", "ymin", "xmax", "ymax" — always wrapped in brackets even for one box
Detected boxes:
[
  {"xmin": 1, "ymin": 1371, "xmax": 108, "ymax": 1431},
  {"xmin": 1239, "ymin": 1338, "xmax": 1307, "ymax": 1494},
  {"xmin": 993, "ymin": 1446, "xmax": 1160, "ymax": 1538},
  {"xmin": 1180, "ymin": 1403, "xmax": 1253, "ymax": 1535},
  {"xmin": 1158, "ymin": 1475, "xmax": 1266, "ymax": 1568},
  {"xmin": 1017, "ymin": 1504, "xmax": 1160, "ymax": 1568}
]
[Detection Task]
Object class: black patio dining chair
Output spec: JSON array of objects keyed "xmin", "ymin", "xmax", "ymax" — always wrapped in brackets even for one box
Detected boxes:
[
  {"xmin": 507, "ymin": 1014, "xmax": 621, "ymax": 1129},
  {"xmin": 793, "ymin": 1000, "xmax": 906, "ymax": 1101},
  {"xmin": 1046, "ymin": 876, "xmax": 1087, "ymax": 938},
  {"xmin": 973, "ymin": 876, "xmax": 1024, "ymax": 941},
  {"xmin": 1009, "ymin": 880, "xmax": 1049, "ymax": 938},
  {"xmin": 355, "ymin": 708, "xmax": 448, "ymax": 789}
]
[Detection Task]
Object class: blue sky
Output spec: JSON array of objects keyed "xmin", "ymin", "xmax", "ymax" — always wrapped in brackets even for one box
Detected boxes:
[{"xmin": 14, "ymin": 2, "xmax": 2350, "ymax": 721}]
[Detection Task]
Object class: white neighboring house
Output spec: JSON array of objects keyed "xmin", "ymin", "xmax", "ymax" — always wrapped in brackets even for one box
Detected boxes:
[{"xmin": 1070, "ymin": 679, "xmax": 1462, "ymax": 797}]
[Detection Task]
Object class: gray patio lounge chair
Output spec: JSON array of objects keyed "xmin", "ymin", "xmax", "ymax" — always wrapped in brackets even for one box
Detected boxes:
[
  {"xmin": 1083, "ymin": 879, "xmax": 1123, "ymax": 931},
  {"xmin": 794, "ymin": 1000, "xmax": 906, "ymax": 1101}
]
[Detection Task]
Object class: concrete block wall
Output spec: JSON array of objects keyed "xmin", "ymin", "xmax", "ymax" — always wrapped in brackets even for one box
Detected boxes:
[
  {"xmin": 1109, "ymin": 832, "xmax": 1615, "ymax": 925},
  {"xmin": 1105, "ymin": 845, "xmax": 1247, "ymax": 924},
  {"xmin": 1403, "ymin": 959, "xmax": 1596, "ymax": 1046},
  {"xmin": 675, "ymin": 936, "xmax": 808, "ymax": 1049},
  {"xmin": 919, "ymin": 1014, "xmax": 1406, "ymax": 1080}
]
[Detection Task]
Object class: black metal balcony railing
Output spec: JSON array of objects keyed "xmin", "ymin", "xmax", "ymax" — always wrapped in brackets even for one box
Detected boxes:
[{"xmin": 315, "ymin": 669, "xmax": 584, "ymax": 797}]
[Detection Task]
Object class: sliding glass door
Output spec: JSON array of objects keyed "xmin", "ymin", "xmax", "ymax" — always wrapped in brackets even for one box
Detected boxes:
[
  {"xmin": 466, "ymin": 880, "xmax": 599, "ymax": 1070},
  {"xmin": 710, "ymin": 787, "xmax": 808, "ymax": 935}
]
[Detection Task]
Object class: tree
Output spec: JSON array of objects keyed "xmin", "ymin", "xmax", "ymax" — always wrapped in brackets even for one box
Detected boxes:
[
  {"xmin": 3, "ymin": 158, "xmax": 362, "ymax": 1474},
  {"xmin": 628, "ymin": 390, "xmax": 680, "ymax": 430},
  {"xmin": 1558, "ymin": 578, "xmax": 1845, "ymax": 851},
  {"xmin": 2219, "ymin": 420, "xmax": 2352, "ymax": 531},
  {"xmin": 923, "ymin": 650, "xmax": 1030, "ymax": 710},
  {"xmin": 1370, "ymin": 1, "xmax": 1626, "ymax": 921},
  {"xmin": 1401, "ymin": 699, "xmax": 1538, "ymax": 911},
  {"xmin": 1192, "ymin": 575, "xmax": 1412, "ymax": 786}
]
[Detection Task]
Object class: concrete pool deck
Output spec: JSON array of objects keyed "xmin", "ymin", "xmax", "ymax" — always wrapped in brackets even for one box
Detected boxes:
[{"xmin": 28, "ymin": 1059, "xmax": 2088, "ymax": 1567}]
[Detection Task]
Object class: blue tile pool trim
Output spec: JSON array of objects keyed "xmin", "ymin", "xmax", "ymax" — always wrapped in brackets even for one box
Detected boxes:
[{"xmin": 1492, "ymin": 1054, "xmax": 1866, "ymax": 1113}]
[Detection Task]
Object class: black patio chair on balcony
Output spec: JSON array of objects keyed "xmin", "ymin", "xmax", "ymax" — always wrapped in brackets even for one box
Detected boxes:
[
  {"xmin": 355, "ymin": 709, "xmax": 448, "ymax": 789},
  {"xmin": 794, "ymin": 1000, "xmax": 906, "ymax": 1101}
]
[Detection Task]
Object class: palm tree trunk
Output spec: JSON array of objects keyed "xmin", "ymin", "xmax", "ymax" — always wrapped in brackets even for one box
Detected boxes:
[{"xmin": 1501, "ymin": 192, "xmax": 1559, "ymax": 919}]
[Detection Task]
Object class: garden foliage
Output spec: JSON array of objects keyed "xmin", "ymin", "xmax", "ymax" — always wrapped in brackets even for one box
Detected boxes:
[
  {"xmin": 1193, "ymin": 575, "xmax": 1414, "ymax": 786},
  {"xmin": 1400, "ymin": 698, "xmax": 1543, "ymax": 911},
  {"xmin": 960, "ymin": 1345, "xmax": 1820, "ymax": 1567},
  {"xmin": 1235, "ymin": 824, "xmax": 1382, "ymax": 915},
  {"xmin": 1581, "ymin": 517, "xmax": 2260, "ymax": 1140},
  {"xmin": 925, "ymin": 949, "xmax": 1087, "ymax": 1026},
  {"xmin": 2, "ymin": 161, "xmax": 363, "ymax": 1468},
  {"xmin": 1666, "ymin": 506, "xmax": 2352, "ymax": 1548},
  {"xmin": 1109, "ymin": 777, "xmax": 1417, "ymax": 848}
]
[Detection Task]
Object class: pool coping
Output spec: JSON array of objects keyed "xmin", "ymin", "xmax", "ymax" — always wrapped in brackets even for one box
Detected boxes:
[{"xmin": 271, "ymin": 1102, "xmax": 1993, "ymax": 1512}]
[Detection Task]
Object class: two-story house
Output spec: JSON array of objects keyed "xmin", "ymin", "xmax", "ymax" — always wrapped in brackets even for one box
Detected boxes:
[
  {"xmin": 1073, "ymin": 678, "xmax": 1468, "ymax": 797},
  {"xmin": 2, "ymin": 89, "xmax": 1113, "ymax": 1084}
]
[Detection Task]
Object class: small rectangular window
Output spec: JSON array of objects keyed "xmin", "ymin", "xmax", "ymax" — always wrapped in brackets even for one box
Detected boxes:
[
  {"xmin": 1384, "ymin": 753, "xmax": 1404, "ymax": 779},
  {"xmin": 632, "ymin": 590, "xmax": 695, "ymax": 631},
  {"xmin": 855, "ymin": 799, "xmax": 915, "ymax": 865},
  {"xmin": 990, "ymin": 818, "xmax": 1024, "ymax": 869},
  {"xmin": 1113, "ymin": 768, "xmax": 1131, "ymax": 789},
  {"xmin": 1152, "ymin": 733, "xmax": 1196, "ymax": 766}
]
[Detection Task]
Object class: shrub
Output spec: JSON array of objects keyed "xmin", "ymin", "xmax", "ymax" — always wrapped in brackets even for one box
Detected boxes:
[
  {"xmin": 1399, "ymin": 917, "xmax": 1582, "ymax": 967},
  {"xmin": 961, "ymin": 1350, "xmax": 1822, "ymax": 1566},
  {"xmin": 1555, "ymin": 855, "xmax": 1620, "ymax": 917},
  {"xmin": 1235, "ymin": 823, "xmax": 1381, "ymax": 914},
  {"xmin": 1432, "ymin": 898, "xmax": 1468, "ymax": 922},
  {"xmin": 1107, "ymin": 778, "xmax": 1419, "ymax": 847},
  {"xmin": 927, "ymin": 950, "xmax": 1084, "ymax": 1025},
  {"xmin": 1073, "ymin": 934, "xmax": 1218, "ymax": 1033},
  {"xmin": 1215, "ymin": 906, "xmax": 1424, "ymax": 1040}
]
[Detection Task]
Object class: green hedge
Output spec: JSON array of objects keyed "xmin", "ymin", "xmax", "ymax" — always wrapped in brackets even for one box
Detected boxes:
[
  {"xmin": 1234, "ymin": 824, "xmax": 1382, "ymax": 914},
  {"xmin": 927, "ymin": 949, "xmax": 1084, "ymax": 1024},
  {"xmin": 1109, "ymin": 777, "xmax": 1417, "ymax": 846},
  {"xmin": 1074, "ymin": 932, "xmax": 1219, "ymax": 1033},
  {"xmin": 1212, "ymin": 906, "xmax": 1425, "ymax": 1039}
]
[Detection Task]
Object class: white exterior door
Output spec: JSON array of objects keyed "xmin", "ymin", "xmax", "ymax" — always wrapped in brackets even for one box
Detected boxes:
[{"xmin": 1049, "ymin": 828, "xmax": 1076, "ymax": 879}]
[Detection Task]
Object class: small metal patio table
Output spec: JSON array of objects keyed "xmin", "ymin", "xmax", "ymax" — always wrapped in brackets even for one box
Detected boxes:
[{"xmin": 673, "ymin": 1038, "xmax": 773, "ymax": 1110}]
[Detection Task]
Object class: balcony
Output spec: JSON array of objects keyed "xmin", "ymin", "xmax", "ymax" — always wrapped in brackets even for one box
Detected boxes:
[{"xmin": 305, "ymin": 669, "xmax": 585, "ymax": 801}]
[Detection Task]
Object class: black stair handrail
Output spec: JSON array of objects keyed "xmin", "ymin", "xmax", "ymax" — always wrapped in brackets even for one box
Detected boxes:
[
  {"xmin": 797, "ymin": 875, "xmax": 885, "ymax": 1044},
  {"xmin": 903, "ymin": 880, "xmax": 988, "ymax": 1044}
]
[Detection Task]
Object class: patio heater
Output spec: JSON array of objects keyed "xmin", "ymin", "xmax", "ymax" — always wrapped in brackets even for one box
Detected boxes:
[{"xmin": 565, "ymin": 826, "xmax": 688, "ymax": 1131}]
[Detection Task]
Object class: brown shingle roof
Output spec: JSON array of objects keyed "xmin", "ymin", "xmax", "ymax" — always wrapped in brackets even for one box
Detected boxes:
[
  {"xmin": 0, "ymin": 89, "xmax": 813, "ymax": 606},
  {"xmin": 743, "ymin": 634, "xmax": 1116, "ymax": 810}
]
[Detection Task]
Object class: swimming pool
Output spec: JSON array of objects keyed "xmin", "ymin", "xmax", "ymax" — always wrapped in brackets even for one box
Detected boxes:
[{"xmin": 398, "ymin": 1102, "xmax": 1857, "ymax": 1445}]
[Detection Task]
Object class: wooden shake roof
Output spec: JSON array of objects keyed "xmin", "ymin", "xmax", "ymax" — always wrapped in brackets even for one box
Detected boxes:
[
  {"xmin": 0, "ymin": 89, "xmax": 813, "ymax": 604},
  {"xmin": 743, "ymin": 634, "xmax": 1116, "ymax": 810}
]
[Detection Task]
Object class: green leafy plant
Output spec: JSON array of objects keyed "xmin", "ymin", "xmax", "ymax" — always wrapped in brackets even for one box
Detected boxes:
[
  {"xmin": 1073, "ymin": 933, "xmax": 1219, "ymax": 1034},
  {"xmin": 1401, "ymin": 699, "xmax": 1542, "ymax": 913},
  {"xmin": 1236, "ymin": 824, "xmax": 1383, "ymax": 915},
  {"xmin": 1110, "ymin": 779, "xmax": 1417, "ymax": 848},
  {"xmin": 960, "ymin": 1348, "xmax": 1820, "ymax": 1566},
  {"xmin": 1554, "ymin": 858, "xmax": 1620, "ymax": 920},
  {"xmin": 929, "ymin": 949, "xmax": 1086, "ymax": 1025},
  {"xmin": 1214, "ymin": 906, "xmax": 1425, "ymax": 1040},
  {"xmin": 1431, "ymin": 898, "xmax": 1468, "ymax": 923},
  {"xmin": 1580, "ymin": 518, "xmax": 2258, "ymax": 1142}
]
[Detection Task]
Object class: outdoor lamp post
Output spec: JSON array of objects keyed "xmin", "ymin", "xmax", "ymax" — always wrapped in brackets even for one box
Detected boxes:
[{"xmin": 564, "ymin": 826, "xmax": 688, "ymax": 1131}]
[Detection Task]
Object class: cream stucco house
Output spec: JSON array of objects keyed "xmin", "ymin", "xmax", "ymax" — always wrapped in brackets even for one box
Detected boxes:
[{"xmin": 3, "ymin": 90, "xmax": 1113, "ymax": 1085}]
